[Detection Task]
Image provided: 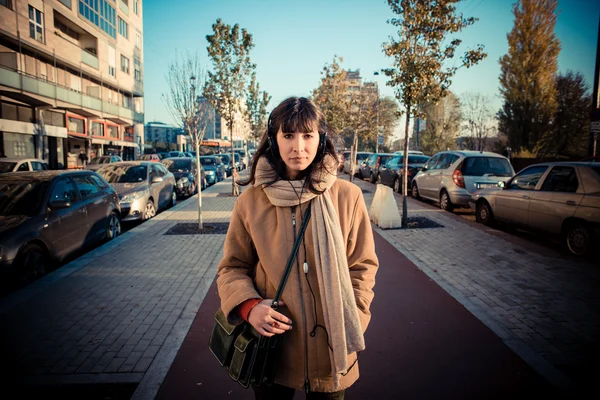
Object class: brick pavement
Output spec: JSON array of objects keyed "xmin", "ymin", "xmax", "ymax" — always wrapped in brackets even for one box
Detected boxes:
[
  {"xmin": 343, "ymin": 174, "xmax": 599, "ymax": 392},
  {"xmin": 0, "ymin": 171, "xmax": 598, "ymax": 397}
]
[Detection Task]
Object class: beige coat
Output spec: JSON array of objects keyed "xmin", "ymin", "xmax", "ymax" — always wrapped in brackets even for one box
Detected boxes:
[{"xmin": 217, "ymin": 178, "xmax": 379, "ymax": 392}]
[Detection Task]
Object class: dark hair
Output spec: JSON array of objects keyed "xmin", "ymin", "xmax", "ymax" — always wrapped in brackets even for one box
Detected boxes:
[{"xmin": 238, "ymin": 97, "xmax": 338, "ymax": 193}]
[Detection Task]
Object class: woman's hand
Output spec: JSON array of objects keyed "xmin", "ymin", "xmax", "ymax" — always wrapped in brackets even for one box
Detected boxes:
[{"xmin": 248, "ymin": 299, "xmax": 293, "ymax": 337}]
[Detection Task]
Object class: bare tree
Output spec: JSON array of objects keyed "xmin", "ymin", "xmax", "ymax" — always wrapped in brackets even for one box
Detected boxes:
[
  {"xmin": 205, "ymin": 19, "xmax": 256, "ymax": 196},
  {"xmin": 460, "ymin": 92, "xmax": 496, "ymax": 151},
  {"xmin": 163, "ymin": 51, "xmax": 211, "ymax": 230}
]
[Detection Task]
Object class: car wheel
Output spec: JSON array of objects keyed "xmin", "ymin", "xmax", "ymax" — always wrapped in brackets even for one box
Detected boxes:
[
  {"xmin": 17, "ymin": 243, "xmax": 49, "ymax": 282},
  {"xmin": 440, "ymin": 190, "xmax": 455, "ymax": 212},
  {"xmin": 476, "ymin": 200, "xmax": 494, "ymax": 226},
  {"xmin": 566, "ymin": 222, "xmax": 591, "ymax": 256},
  {"xmin": 105, "ymin": 212, "xmax": 121, "ymax": 240},
  {"xmin": 411, "ymin": 182, "xmax": 421, "ymax": 200},
  {"xmin": 369, "ymin": 172, "xmax": 376, "ymax": 184},
  {"xmin": 169, "ymin": 190, "xmax": 177, "ymax": 207},
  {"xmin": 143, "ymin": 200, "xmax": 156, "ymax": 220},
  {"xmin": 393, "ymin": 177, "xmax": 401, "ymax": 193}
]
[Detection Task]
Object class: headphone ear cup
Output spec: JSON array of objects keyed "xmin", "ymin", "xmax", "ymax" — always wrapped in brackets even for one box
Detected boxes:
[
  {"xmin": 268, "ymin": 135, "xmax": 278, "ymax": 156},
  {"xmin": 319, "ymin": 132, "xmax": 327, "ymax": 156}
]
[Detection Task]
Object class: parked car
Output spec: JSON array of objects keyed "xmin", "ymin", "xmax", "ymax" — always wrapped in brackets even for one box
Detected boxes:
[
  {"xmin": 184, "ymin": 152, "xmax": 194, "ymax": 158},
  {"xmin": 96, "ymin": 161, "xmax": 176, "ymax": 221},
  {"xmin": 412, "ymin": 150, "xmax": 515, "ymax": 212},
  {"xmin": 156, "ymin": 152, "xmax": 169, "ymax": 160},
  {"xmin": 162, "ymin": 157, "xmax": 206, "ymax": 196},
  {"xmin": 200, "ymin": 156, "xmax": 226, "ymax": 185},
  {"xmin": 86, "ymin": 155, "xmax": 123, "ymax": 170},
  {"xmin": 139, "ymin": 154, "xmax": 161, "ymax": 162},
  {"xmin": 379, "ymin": 154, "xmax": 431, "ymax": 192},
  {"xmin": 0, "ymin": 170, "xmax": 121, "ymax": 282},
  {"xmin": 217, "ymin": 153, "xmax": 235, "ymax": 177},
  {"xmin": 343, "ymin": 151, "xmax": 373, "ymax": 176},
  {"xmin": 470, "ymin": 162, "xmax": 600, "ymax": 256},
  {"xmin": 0, "ymin": 158, "xmax": 48, "ymax": 173},
  {"xmin": 234, "ymin": 149, "xmax": 248, "ymax": 169},
  {"xmin": 394, "ymin": 150, "xmax": 426, "ymax": 156},
  {"xmin": 359, "ymin": 153, "xmax": 394, "ymax": 183},
  {"xmin": 167, "ymin": 151, "xmax": 186, "ymax": 158}
]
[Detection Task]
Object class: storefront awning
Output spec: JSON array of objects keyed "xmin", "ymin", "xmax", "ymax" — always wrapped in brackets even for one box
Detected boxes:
[{"xmin": 91, "ymin": 138, "xmax": 137, "ymax": 147}]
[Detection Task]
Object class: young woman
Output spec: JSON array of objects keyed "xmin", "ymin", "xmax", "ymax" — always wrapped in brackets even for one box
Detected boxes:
[{"xmin": 217, "ymin": 97, "xmax": 378, "ymax": 399}]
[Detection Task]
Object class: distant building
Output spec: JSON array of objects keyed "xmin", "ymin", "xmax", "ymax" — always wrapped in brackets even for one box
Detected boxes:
[
  {"xmin": 144, "ymin": 122, "xmax": 184, "ymax": 152},
  {"xmin": 0, "ymin": 0, "xmax": 145, "ymax": 167}
]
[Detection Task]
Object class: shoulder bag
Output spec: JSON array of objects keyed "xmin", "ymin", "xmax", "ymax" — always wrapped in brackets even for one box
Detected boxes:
[{"xmin": 209, "ymin": 202, "xmax": 312, "ymax": 388}]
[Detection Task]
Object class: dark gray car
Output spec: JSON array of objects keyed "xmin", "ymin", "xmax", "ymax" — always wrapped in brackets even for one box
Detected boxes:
[
  {"xmin": 97, "ymin": 161, "xmax": 176, "ymax": 221},
  {"xmin": 0, "ymin": 170, "xmax": 121, "ymax": 282}
]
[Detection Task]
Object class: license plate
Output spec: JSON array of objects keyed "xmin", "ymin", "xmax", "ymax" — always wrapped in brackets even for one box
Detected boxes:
[{"xmin": 476, "ymin": 183, "xmax": 497, "ymax": 189}]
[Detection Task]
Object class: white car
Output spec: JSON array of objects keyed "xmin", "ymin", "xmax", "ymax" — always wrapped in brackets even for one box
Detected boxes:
[
  {"xmin": 0, "ymin": 158, "xmax": 48, "ymax": 173},
  {"xmin": 411, "ymin": 150, "xmax": 514, "ymax": 212}
]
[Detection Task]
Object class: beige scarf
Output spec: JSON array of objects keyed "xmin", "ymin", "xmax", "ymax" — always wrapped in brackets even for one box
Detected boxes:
[{"xmin": 254, "ymin": 155, "xmax": 365, "ymax": 388}]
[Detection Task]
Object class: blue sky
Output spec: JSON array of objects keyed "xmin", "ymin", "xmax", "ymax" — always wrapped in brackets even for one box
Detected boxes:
[{"xmin": 142, "ymin": 0, "xmax": 599, "ymax": 138}]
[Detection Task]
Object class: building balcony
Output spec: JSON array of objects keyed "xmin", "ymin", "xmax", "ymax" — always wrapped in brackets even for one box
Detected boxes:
[
  {"xmin": 0, "ymin": 65, "xmax": 144, "ymax": 123},
  {"xmin": 81, "ymin": 49, "xmax": 99, "ymax": 69}
]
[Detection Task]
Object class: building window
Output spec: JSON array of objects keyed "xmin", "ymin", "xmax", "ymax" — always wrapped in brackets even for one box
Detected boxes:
[
  {"xmin": 134, "ymin": 59, "xmax": 141, "ymax": 81},
  {"xmin": 91, "ymin": 121, "xmax": 105, "ymax": 137},
  {"xmin": 54, "ymin": 19, "xmax": 80, "ymax": 41},
  {"xmin": 1, "ymin": 0, "xmax": 13, "ymax": 11},
  {"xmin": 134, "ymin": 0, "xmax": 138, "ymax": 15},
  {"xmin": 120, "ymin": 55, "xmax": 129, "ymax": 74},
  {"xmin": 78, "ymin": 0, "xmax": 116, "ymax": 39},
  {"xmin": 135, "ymin": 32, "xmax": 141, "ymax": 48},
  {"xmin": 108, "ymin": 43, "xmax": 116, "ymax": 77},
  {"xmin": 68, "ymin": 115, "xmax": 86, "ymax": 134},
  {"xmin": 118, "ymin": 17, "xmax": 128, "ymax": 39},
  {"xmin": 107, "ymin": 124, "xmax": 119, "ymax": 139},
  {"xmin": 29, "ymin": 6, "xmax": 44, "ymax": 42}
]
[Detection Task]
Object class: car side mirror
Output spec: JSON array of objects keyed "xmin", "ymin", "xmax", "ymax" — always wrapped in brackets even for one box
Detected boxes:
[
  {"xmin": 498, "ymin": 181, "xmax": 506, "ymax": 189},
  {"xmin": 50, "ymin": 199, "xmax": 71, "ymax": 210},
  {"xmin": 421, "ymin": 166, "xmax": 428, "ymax": 171},
  {"xmin": 152, "ymin": 176, "xmax": 164, "ymax": 183}
]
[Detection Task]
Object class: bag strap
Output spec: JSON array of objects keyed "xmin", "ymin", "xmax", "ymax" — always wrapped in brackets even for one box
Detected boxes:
[{"xmin": 271, "ymin": 201, "xmax": 312, "ymax": 310}]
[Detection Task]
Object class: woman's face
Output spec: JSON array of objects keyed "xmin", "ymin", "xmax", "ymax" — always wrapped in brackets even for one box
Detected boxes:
[{"xmin": 276, "ymin": 125, "xmax": 320, "ymax": 180}]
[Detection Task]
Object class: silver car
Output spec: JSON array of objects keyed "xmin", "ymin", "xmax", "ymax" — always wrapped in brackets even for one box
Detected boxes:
[
  {"xmin": 97, "ymin": 161, "xmax": 177, "ymax": 221},
  {"xmin": 470, "ymin": 162, "xmax": 600, "ymax": 256},
  {"xmin": 411, "ymin": 150, "xmax": 514, "ymax": 212}
]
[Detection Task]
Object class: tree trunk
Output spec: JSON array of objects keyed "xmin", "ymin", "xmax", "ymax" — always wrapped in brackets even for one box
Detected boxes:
[
  {"xmin": 402, "ymin": 107, "xmax": 410, "ymax": 228},
  {"xmin": 195, "ymin": 141, "xmax": 203, "ymax": 231},
  {"xmin": 349, "ymin": 132, "xmax": 358, "ymax": 183},
  {"xmin": 230, "ymin": 120, "xmax": 239, "ymax": 196}
]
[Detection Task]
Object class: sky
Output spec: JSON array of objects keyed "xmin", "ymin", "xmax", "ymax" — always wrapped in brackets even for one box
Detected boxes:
[{"xmin": 142, "ymin": 0, "xmax": 600, "ymax": 139}]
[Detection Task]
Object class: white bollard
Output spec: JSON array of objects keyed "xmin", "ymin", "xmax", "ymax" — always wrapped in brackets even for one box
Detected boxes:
[
  {"xmin": 369, "ymin": 184, "xmax": 385, "ymax": 224},
  {"xmin": 375, "ymin": 184, "xmax": 402, "ymax": 229}
]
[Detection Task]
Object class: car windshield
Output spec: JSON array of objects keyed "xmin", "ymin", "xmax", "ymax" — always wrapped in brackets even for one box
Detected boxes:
[
  {"xmin": 97, "ymin": 165, "xmax": 147, "ymax": 183},
  {"xmin": 408, "ymin": 155, "xmax": 430, "ymax": 164},
  {"xmin": 356, "ymin": 153, "xmax": 370, "ymax": 162},
  {"xmin": 0, "ymin": 161, "xmax": 17, "ymax": 173},
  {"xmin": 163, "ymin": 159, "xmax": 191, "ymax": 172},
  {"xmin": 0, "ymin": 180, "xmax": 49, "ymax": 216},
  {"xmin": 461, "ymin": 157, "xmax": 513, "ymax": 177},
  {"xmin": 200, "ymin": 158, "xmax": 216, "ymax": 166},
  {"xmin": 219, "ymin": 154, "xmax": 231, "ymax": 163},
  {"xmin": 169, "ymin": 152, "xmax": 181, "ymax": 157}
]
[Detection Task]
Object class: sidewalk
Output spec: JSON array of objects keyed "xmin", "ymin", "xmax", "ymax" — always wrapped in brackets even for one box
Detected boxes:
[{"xmin": 0, "ymin": 172, "xmax": 597, "ymax": 398}]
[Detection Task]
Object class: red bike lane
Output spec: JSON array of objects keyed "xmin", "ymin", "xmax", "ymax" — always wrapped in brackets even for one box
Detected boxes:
[{"xmin": 156, "ymin": 231, "xmax": 553, "ymax": 399}]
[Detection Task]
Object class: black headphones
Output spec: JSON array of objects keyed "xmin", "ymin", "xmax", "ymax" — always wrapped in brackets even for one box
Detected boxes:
[{"xmin": 267, "ymin": 115, "xmax": 327, "ymax": 158}]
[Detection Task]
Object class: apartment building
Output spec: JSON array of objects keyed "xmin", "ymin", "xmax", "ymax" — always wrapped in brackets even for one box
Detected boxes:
[
  {"xmin": 0, "ymin": 0, "xmax": 144, "ymax": 168},
  {"xmin": 144, "ymin": 121, "xmax": 185, "ymax": 152}
]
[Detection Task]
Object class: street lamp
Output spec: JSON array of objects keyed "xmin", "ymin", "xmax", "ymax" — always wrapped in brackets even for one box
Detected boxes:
[
  {"xmin": 374, "ymin": 71, "xmax": 381, "ymax": 153},
  {"xmin": 189, "ymin": 75, "xmax": 197, "ymax": 153}
]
